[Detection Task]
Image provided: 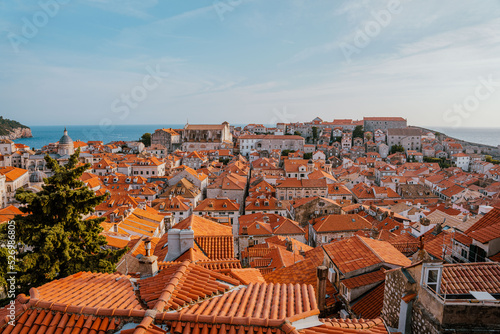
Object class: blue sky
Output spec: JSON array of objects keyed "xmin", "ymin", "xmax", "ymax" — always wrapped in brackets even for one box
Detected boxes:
[{"xmin": 1, "ymin": 0, "xmax": 500, "ymax": 128}]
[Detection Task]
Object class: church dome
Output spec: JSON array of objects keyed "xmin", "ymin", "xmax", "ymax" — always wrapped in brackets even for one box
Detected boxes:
[
  {"xmin": 59, "ymin": 128, "xmax": 73, "ymax": 145},
  {"xmin": 30, "ymin": 170, "xmax": 47, "ymax": 183}
]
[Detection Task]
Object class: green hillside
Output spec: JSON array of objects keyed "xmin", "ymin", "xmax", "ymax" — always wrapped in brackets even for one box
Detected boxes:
[{"xmin": 0, "ymin": 116, "xmax": 29, "ymax": 136}]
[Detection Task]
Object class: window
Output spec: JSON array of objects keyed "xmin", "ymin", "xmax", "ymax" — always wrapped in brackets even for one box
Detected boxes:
[{"xmin": 423, "ymin": 265, "xmax": 442, "ymax": 294}]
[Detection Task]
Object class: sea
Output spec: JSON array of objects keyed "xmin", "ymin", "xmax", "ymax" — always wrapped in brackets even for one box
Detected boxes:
[
  {"xmin": 17, "ymin": 124, "xmax": 184, "ymax": 150},
  {"xmin": 15, "ymin": 124, "xmax": 500, "ymax": 150},
  {"xmin": 427, "ymin": 127, "xmax": 500, "ymax": 148}
]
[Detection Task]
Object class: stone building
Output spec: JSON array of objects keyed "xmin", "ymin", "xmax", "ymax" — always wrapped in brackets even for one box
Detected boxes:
[
  {"xmin": 291, "ymin": 196, "xmax": 343, "ymax": 225},
  {"xmin": 276, "ymin": 178, "xmax": 328, "ymax": 201},
  {"xmin": 238, "ymin": 134, "xmax": 304, "ymax": 156},
  {"xmin": 387, "ymin": 128, "xmax": 423, "ymax": 152},
  {"xmin": 151, "ymin": 128, "xmax": 181, "ymax": 152},
  {"xmin": 182, "ymin": 122, "xmax": 233, "ymax": 152},
  {"xmin": 382, "ymin": 260, "xmax": 500, "ymax": 333},
  {"xmin": 364, "ymin": 117, "xmax": 407, "ymax": 132},
  {"xmin": 308, "ymin": 214, "xmax": 372, "ymax": 246},
  {"xmin": 58, "ymin": 128, "xmax": 75, "ymax": 156}
]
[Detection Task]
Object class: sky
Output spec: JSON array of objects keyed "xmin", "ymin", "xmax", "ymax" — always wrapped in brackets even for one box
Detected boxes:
[{"xmin": 1, "ymin": 0, "xmax": 500, "ymax": 128}]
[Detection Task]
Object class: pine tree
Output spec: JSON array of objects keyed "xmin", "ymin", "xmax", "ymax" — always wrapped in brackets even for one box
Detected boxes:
[{"xmin": 10, "ymin": 149, "xmax": 126, "ymax": 292}]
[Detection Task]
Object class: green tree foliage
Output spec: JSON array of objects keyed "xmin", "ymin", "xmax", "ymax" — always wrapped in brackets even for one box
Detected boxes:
[
  {"xmin": 390, "ymin": 145, "xmax": 405, "ymax": 154},
  {"xmin": 139, "ymin": 132, "xmax": 151, "ymax": 147},
  {"xmin": 5, "ymin": 150, "xmax": 126, "ymax": 293},
  {"xmin": 353, "ymin": 125, "xmax": 364, "ymax": 139},
  {"xmin": 293, "ymin": 131, "xmax": 302, "ymax": 136},
  {"xmin": 0, "ymin": 116, "xmax": 29, "ymax": 136},
  {"xmin": 303, "ymin": 152, "xmax": 313, "ymax": 160},
  {"xmin": 486, "ymin": 155, "xmax": 500, "ymax": 164},
  {"xmin": 0, "ymin": 248, "xmax": 8, "ymax": 288},
  {"xmin": 424, "ymin": 157, "xmax": 450, "ymax": 168},
  {"xmin": 312, "ymin": 127, "xmax": 318, "ymax": 141}
]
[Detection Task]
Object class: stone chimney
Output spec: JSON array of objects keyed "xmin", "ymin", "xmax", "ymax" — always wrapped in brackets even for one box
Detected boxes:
[
  {"xmin": 165, "ymin": 228, "xmax": 194, "ymax": 262},
  {"xmin": 242, "ymin": 226, "xmax": 248, "ymax": 235},
  {"xmin": 179, "ymin": 228, "xmax": 194, "ymax": 255},
  {"xmin": 139, "ymin": 238, "xmax": 158, "ymax": 278},
  {"xmin": 286, "ymin": 238, "xmax": 293, "ymax": 252},
  {"xmin": 165, "ymin": 229, "xmax": 181, "ymax": 261},
  {"xmin": 299, "ymin": 247, "xmax": 305, "ymax": 257},
  {"xmin": 316, "ymin": 266, "xmax": 328, "ymax": 312}
]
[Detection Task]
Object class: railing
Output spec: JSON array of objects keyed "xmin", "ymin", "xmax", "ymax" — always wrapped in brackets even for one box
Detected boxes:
[{"xmin": 423, "ymin": 284, "xmax": 500, "ymax": 305}]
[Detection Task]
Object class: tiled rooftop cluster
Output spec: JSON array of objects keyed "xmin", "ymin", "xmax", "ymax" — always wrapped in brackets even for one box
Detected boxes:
[{"xmin": 2, "ymin": 119, "xmax": 500, "ymax": 332}]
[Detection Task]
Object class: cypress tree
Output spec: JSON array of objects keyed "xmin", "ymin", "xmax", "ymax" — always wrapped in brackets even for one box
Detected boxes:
[{"xmin": 9, "ymin": 149, "xmax": 126, "ymax": 292}]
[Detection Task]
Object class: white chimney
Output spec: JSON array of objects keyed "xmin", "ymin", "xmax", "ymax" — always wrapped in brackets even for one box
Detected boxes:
[
  {"xmin": 139, "ymin": 238, "xmax": 158, "ymax": 279},
  {"xmin": 179, "ymin": 228, "xmax": 194, "ymax": 255},
  {"xmin": 165, "ymin": 229, "xmax": 181, "ymax": 261},
  {"xmin": 165, "ymin": 228, "xmax": 193, "ymax": 261}
]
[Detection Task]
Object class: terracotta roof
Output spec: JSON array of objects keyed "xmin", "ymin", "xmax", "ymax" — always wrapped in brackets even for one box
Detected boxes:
[
  {"xmin": 302, "ymin": 318, "xmax": 388, "ymax": 334},
  {"xmin": 0, "ymin": 166, "xmax": 28, "ymax": 182},
  {"xmin": 277, "ymin": 178, "xmax": 328, "ymax": 189},
  {"xmin": 102, "ymin": 232, "xmax": 136, "ymax": 249},
  {"xmin": 138, "ymin": 261, "xmax": 240, "ymax": 310},
  {"xmin": 0, "ymin": 205, "xmax": 23, "ymax": 224},
  {"xmin": 468, "ymin": 221, "xmax": 500, "ymax": 243},
  {"xmin": 181, "ymin": 282, "xmax": 318, "ymax": 322},
  {"xmin": 0, "ymin": 305, "xmax": 123, "ymax": 333},
  {"xmin": 422, "ymin": 231, "xmax": 454, "ymax": 260},
  {"xmin": 152, "ymin": 196, "xmax": 191, "ymax": 212},
  {"xmin": 195, "ymin": 198, "xmax": 240, "ymax": 212},
  {"xmin": 351, "ymin": 282, "xmax": 385, "ymax": 319},
  {"xmin": 35, "ymin": 271, "xmax": 142, "ymax": 310},
  {"xmin": 265, "ymin": 235, "xmax": 313, "ymax": 253},
  {"xmin": 466, "ymin": 206, "xmax": 500, "ymax": 238},
  {"xmin": 440, "ymin": 262, "xmax": 500, "ymax": 295},
  {"xmin": 227, "ymin": 268, "xmax": 267, "ymax": 285},
  {"xmin": 174, "ymin": 214, "xmax": 233, "ymax": 236},
  {"xmin": 323, "ymin": 236, "xmax": 410, "ymax": 275},
  {"xmin": 195, "ymin": 235, "xmax": 235, "ymax": 260},
  {"xmin": 209, "ymin": 173, "xmax": 247, "ymax": 190},
  {"xmin": 311, "ymin": 214, "xmax": 372, "ymax": 233},
  {"xmin": 341, "ymin": 269, "xmax": 385, "ymax": 290},
  {"xmin": 264, "ymin": 248, "xmax": 338, "ymax": 307}
]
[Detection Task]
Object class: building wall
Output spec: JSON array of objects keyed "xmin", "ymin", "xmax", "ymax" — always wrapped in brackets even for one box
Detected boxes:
[
  {"xmin": 293, "ymin": 199, "xmax": 342, "ymax": 225},
  {"xmin": 364, "ymin": 120, "xmax": 407, "ymax": 132},
  {"xmin": 277, "ymin": 187, "xmax": 328, "ymax": 200},
  {"xmin": 383, "ymin": 269, "xmax": 409, "ymax": 328}
]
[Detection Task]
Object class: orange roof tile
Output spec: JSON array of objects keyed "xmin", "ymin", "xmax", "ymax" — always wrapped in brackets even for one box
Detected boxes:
[
  {"xmin": 440, "ymin": 262, "xmax": 500, "ymax": 295},
  {"xmin": 138, "ymin": 261, "xmax": 240, "ymax": 310},
  {"xmin": 350, "ymin": 283, "xmax": 385, "ymax": 319},
  {"xmin": 228, "ymin": 268, "xmax": 267, "ymax": 285},
  {"xmin": 173, "ymin": 214, "xmax": 233, "ymax": 236},
  {"xmin": 35, "ymin": 271, "xmax": 143, "ymax": 310},
  {"xmin": 0, "ymin": 166, "xmax": 28, "ymax": 182},
  {"xmin": 323, "ymin": 236, "xmax": 410, "ymax": 275},
  {"xmin": 341, "ymin": 269, "xmax": 385, "ymax": 290},
  {"xmin": 312, "ymin": 214, "xmax": 372, "ymax": 233}
]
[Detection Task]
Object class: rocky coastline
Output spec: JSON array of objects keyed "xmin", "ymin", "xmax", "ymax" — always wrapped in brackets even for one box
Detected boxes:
[{"xmin": 0, "ymin": 127, "xmax": 33, "ymax": 140}]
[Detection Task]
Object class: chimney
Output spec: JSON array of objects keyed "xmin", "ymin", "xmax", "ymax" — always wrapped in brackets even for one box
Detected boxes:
[
  {"xmin": 286, "ymin": 238, "xmax": 293, "ymax": 252},
  {"xmin": 299, "ymin": 247, "xmax": 305, "ymax": 257},
  {"xmin": 242, "ymin": 226, "xmax": 248, "ymax": 235},
  {"xmin": 139, "ymin": 238, "xmax": 158, "ymax": 278},
  {"xmin": 179, "ymin": 228, "xmax": 194, "ymax": 255},
  {"xmin": 316, "ymin": 266, "xmax": 328, "ymax": 312},
  {"xmin": 165, "ymin": 229, "xmax": 181, "ymax": 261}
]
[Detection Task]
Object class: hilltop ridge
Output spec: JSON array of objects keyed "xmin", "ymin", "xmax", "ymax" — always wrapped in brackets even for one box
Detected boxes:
[{"xmin": 0, "ymin": 116, "xmax": 32, "ymax": 140}]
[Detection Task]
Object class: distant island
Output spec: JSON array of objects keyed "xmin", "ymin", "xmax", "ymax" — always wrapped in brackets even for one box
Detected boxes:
[{"xmin": 0, "ymin": 116, "xmax": 32, "ymax": 140}]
